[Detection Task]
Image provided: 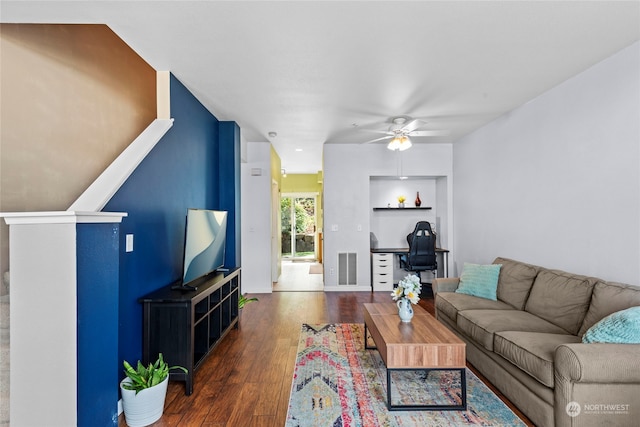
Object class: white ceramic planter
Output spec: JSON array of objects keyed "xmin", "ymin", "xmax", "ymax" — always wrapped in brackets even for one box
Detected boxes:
[{"xmin": 120, "ymin": 376, "xmax": 168, "ymax": 427}]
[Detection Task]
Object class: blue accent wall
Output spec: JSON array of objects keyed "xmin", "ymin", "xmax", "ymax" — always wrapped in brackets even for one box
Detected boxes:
[
  {"xmin": 103, "ymin": 74, "xmax": 240, "ymax": 377},
  {"xmin": 77, "ymin": 223, "xmax": 120, "ymax": 426}
]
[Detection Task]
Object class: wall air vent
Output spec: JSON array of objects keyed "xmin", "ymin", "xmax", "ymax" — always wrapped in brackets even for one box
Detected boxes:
[{"xmin": 337, "ymin": 252, "xmax": 357, "ymax": 285}]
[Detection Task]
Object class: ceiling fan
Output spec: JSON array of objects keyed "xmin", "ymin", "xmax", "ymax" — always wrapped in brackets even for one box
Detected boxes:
[{"xmin": 361, "ymin": 117, "xmax": 449, "ymax": 151}]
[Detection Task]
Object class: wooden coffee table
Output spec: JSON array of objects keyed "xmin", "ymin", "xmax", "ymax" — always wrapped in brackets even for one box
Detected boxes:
[{"xmin": 363, "ymin": 303, "xmax": 467, "ymax": 411}]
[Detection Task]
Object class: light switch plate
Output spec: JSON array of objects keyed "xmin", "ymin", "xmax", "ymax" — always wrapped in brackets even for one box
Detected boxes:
[{"xmin": 125, "ymin": 234, "xmax": 134, "ymax": 252}]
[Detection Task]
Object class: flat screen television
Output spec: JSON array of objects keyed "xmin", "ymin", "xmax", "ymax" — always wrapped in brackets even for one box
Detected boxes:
[{"xmin": 172, "ymin": 208, "xmax": 228, "ymax": 291}]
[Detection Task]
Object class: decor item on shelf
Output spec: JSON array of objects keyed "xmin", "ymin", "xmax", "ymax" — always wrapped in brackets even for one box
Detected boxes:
[
  {"xmin": 397, "ymin": 195, "xmax": 406, "ymax": 208},
  {"xmin": 120, "ymin": 353, "xmax": 187, "ymax": 427},
  {"xmin": 391, "ymin": 274, "xmax": 422, "ymax": 322},
  {"xmin": 415, "ymin": 191, "xmax": 422, "ymax": 207},
  {"xmin": 238, "ymin": 294, "xmax": 259, "ymax": 309}
]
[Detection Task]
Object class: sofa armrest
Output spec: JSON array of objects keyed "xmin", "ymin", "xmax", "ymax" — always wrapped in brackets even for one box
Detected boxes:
[
  {"xmin": 554, "ymin": 343, "xmax": 640, "ymax": 427},
  {"xmin": 432, "ymin": 277, "xmax": 460, "ymax": 296},
  {"xmin": 555, "ymin": 343, "xmax": 640, "ymax": 383}
]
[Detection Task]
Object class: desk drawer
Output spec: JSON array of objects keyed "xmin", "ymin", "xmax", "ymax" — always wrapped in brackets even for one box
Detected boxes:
[
  {"xmin": 372, "ymin": 253, "xmax": 394, "ymax": 291},
  {"xmin": 372, "ymin": 253, "xmax": 393, "ymax": 263},
  {"xmin": 372, "ymin": 253, "xmax": 394, "ymax": 272},
  {"xmin": 372, "ymin": 271, "xmax": 392, "ymax": 280},
  {"xmin": 372, "ymin": 263, "xmax": 393, "ymax": 274},
  {"xmin": 372, "ymin": 273, "xmax": 394, "ymax": 291}
]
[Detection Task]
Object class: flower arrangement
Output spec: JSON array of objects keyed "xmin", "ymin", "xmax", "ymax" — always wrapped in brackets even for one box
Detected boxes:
[
  {"xmin": 391, "ymin": 274, "xmax": 422, "ymax": 304},
  {"xmin": 397, "ymin": 195, "xmax": 406, "ymax": 203}
]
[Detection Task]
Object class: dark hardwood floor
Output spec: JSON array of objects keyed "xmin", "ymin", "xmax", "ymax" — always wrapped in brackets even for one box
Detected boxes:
[{"xmin": 119, "ymin": 291, "xmax": 534, "ymax": 426}]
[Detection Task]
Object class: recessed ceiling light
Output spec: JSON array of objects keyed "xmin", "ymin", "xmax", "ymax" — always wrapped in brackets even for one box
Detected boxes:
[
  {"xmin": 295, "ymin": 148, "xmax": 303, "ymax": 152},
  {"xmin": 268, "ymin": 131, "xmax": 277, "ymax": 138}
]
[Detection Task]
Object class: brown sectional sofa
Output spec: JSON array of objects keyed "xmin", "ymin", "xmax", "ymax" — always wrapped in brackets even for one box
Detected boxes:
[{"xmin": 433, "ymin": 257, "xmax": 640, "ymax": 427}]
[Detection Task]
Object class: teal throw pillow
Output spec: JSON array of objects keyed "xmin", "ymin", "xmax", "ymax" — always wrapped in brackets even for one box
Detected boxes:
[
  {"xmin": 455, "ymin": 263, "xmax": 502, "ymax": 301},
  {"xmin": 582, "ymin": 306, "xmax": 640, "ymax": 344}
]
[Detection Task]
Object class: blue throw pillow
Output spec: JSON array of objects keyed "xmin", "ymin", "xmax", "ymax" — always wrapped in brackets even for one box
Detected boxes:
[
  {"xmin": 455, "ymin": 263, "xmax": 502, "ymax": 301},
  {"xmin": 582, "ymin": 306, "xmax": 640, "ymax": 344}
]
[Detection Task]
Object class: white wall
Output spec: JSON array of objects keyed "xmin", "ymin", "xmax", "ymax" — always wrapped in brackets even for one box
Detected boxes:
[
  {"xmin": 323, "ymin": 143, "xmax": 453, "ymax": 290},
  {"xmin": 240, "ymin": 142, "xmax": 274, "ymax": 293},
  {"xmin": 453, "ymin": 41, "xmax": 640, "ymax": 285}
]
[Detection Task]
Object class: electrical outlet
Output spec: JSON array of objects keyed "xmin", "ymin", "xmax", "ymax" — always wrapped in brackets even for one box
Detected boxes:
[{"xmin": 330, "ymin": 268, "xmax": 335, "ymax": 275}]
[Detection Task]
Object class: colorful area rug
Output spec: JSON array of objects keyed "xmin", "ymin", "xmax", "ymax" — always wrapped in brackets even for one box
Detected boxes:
[{"xmin": 286, "ymin": 323, "xmax": 526, "ymax": 427}]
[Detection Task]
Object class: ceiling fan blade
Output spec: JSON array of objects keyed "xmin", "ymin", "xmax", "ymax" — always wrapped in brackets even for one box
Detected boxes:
[
  {"xmin": 402, "ymin": 119, "xmax": 426, "ymax": 133},
  {"xmin": 410, "ymin": 130, "xmax": 450, "ymax": 137},
  {"xmin": 362, "ymin": 135, "xmax": 392, "ymax": 144},
  {"xmin": 359, "ymin": 129, "xmax": 392, "ymax": 135}
]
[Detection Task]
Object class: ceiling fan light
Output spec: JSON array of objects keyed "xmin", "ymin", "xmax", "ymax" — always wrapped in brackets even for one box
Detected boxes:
[
  {"xmin": 387, "ymin": 137, "xmax": 401, "ymax": 151},
  {"xmin": 398, "ymin": 136, "xmax": 412, "ymax": 151}
]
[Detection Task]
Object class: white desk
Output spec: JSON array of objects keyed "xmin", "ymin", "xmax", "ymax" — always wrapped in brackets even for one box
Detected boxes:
[{"xmin": 370, "ymin": 247, "xmax": 449, "ymax": 291}]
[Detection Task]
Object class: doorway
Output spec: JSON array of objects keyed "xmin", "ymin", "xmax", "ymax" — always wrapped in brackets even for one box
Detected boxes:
[
  {"xmin": 281, "ymin": 194, "xmax": 317, "ymax": 261},
  {"xmin": 275, "ymin": 192, "xmax": 323, "ymax": 291}
]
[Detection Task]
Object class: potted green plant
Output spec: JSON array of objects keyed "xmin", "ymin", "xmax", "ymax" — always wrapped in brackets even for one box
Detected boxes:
[
  {"xmin": 238, "ymin": 293, "xmax": 258, "ymax": 309},
  {"xmin": 120, "ymin": 353, "xmax": 187, "ymax": 427}
]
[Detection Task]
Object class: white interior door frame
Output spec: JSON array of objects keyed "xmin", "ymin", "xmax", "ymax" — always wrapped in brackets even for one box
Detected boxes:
[
  {"xmin": 271, "ymin": 180, "xmax": 281, "ymax": 283},
  {"xmin": 282, "ymin": 192, "xmax": 318, "ymax": 260}
]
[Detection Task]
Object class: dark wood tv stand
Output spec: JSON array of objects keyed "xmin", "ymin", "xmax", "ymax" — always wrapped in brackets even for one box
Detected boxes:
[{"xmin": 139, "ymin": 268, "xmax": 241, "ymax": 395}]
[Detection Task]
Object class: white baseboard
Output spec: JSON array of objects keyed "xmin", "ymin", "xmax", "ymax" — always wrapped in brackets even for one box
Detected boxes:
[{"xmin": 323, "ymin": 285, "xmax": 371, "ymax": 292}]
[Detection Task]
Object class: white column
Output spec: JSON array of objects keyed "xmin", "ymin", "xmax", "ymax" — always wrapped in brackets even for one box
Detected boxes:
[{"xmin": 1, "ymin": 211, "xmax": 126, "ymax": 427}]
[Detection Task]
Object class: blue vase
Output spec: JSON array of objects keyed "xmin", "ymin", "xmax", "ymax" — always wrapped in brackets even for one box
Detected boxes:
[{"xmin": 396, "ymin": 298, "xmax": 414, "ymax": 322}]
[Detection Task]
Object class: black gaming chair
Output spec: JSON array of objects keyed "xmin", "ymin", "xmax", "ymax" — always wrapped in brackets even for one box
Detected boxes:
[{"xmin": 400, "ymin": 222, "xmax": 438, "ymax": 287}]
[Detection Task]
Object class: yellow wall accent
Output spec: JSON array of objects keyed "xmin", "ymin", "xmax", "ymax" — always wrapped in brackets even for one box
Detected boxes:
[
  {"xmin": 270, "ymin": 145, "xmax": 281, "ymax": 187},
  {"xmin": 281, "ymin": 173, "xmax": 321, "ymax": 193}
]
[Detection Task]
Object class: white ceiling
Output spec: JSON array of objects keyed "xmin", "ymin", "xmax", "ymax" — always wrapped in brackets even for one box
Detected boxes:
[{"xmin": 3, "ymin": 1, "xmax": 639, "ymax": 173}]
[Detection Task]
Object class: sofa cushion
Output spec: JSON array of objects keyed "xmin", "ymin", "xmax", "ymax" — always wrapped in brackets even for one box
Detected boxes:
[
  {"xmin": 457, "ymin": 309, "xmax": 567, "ymax": 351},
  {"xmin": 493, "ymin": 257, "xmax": 540, "ymax": 310},
  {"xmin": 436, "ymin": 292, "xmax": 512, "ymax": 323},
  {"xmin": 494, "ymin": 331, "xmax": 581, "ymax": 388},
  {"xmin": 578, "ymin": 281, "xmax": 640, "ymax": 336},
  {"xmin": 524, "ymin": 269, "xmax": 595, "ymax": 335},
  {"xmin": 455, "ymin": 263, "xmax": 502, "ymax": 300},
  {"xmin": 582, "ymin": 306, "xmax": 640, "ymax": 344}
]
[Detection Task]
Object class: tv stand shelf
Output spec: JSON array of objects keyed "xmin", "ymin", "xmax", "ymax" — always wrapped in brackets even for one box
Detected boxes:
[{"xmin": 139, "ymin": 268, "xmax": 241, "ymax": 395}]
